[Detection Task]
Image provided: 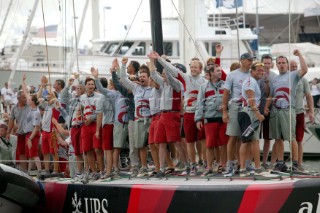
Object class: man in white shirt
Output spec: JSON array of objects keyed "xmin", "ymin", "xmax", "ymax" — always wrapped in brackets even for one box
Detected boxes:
[{"xmin": 1, "ymin": 82, "xmax": 13, "ymax": 113}]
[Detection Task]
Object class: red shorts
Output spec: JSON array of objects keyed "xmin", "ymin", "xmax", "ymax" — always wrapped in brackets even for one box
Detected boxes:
[
  {"xmin": 25, "ymin": 132, "xmax": 40, "ymax": 159},
  {"xmin": 16, "ymin": 134, "xmax": 26, "ymax": 158},
  {"xmin": 71, "ymin": 127, "xmax": 82, "ymax": 156},
  {"xmin": 296, "ymin": 113, "xmax": 305, "ymax": 142},
  {"xmin": 102, "ymin": 124, "xmax": 113, "ymax": 150},
  {"xmin": 148, "ymin": 114, "xmax": 160, "ymax": 144},
  {"xmin": 41, "ymin": 131, "xmax": 56, "ymax": 155},
  {"xmin": 59, "ymin": 157, "xmax": 67, "ymax": 173},
  {"xmin": 204, "ymin": 122, "xmax": 229, "ymax": 148},
  {"xmin": 262, "ymin": 114, "xmax": 271, "ymax": 140},
  {"xmin": 184, "ymin": 112, "xmax": 205, "ymax": 143},
  {"xmin": 81, "ymin": 123, "xmax": 102, "ymax": 152},
  {"xmin": 155, "ymin": 112, "xmax": 181, "ymax": 143}
]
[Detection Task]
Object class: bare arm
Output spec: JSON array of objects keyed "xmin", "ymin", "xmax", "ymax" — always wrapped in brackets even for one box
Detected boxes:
[
  {"xmin": 294, "ymin": 49, "xmax": 308, "ymax": 77},
  {"xmin": 52, "ymin": 118, "xmax": 70, "ymax": 137},
  {"xmin": 306, "ymin": 93, "xmax": 315, "ymax": 123},
  {"xmin": 21, "ymin": 74, "xmax": 29, "ymax": 96},
  {"xmin": 6, "ymin": 118, "xmax": 14, "ymax": 140},
  {"xmin": 28, "ymin": 126, "xmax": 40, "ymax": 142},
  {"xmin": 264, "ymin": 96, "xmax": 273, "ymax": 115},
  {"xmin": 245, "ymin": 90, "xmax": 264, "ymax": 122},
  {"xmin": 37, "ymin": 76, "xmax": 48, "ymax": 98},
  {"xmin": 222, "ymin": 89, "xmax": 230, "ymax": 123},
  {"xmin": 95, "ymin": 113, "xmax": 102, "ymax": 139}
]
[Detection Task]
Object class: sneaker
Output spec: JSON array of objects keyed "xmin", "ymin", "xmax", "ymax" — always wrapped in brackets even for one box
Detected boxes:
[
  {"xmin": 254, "ymin": 167, "xmax": 265, "ymax": 175},
  {"xmin": 198, "ymin": 159, "xmax": 204, "ymax": 166},
  {"xmin": 87, "ymin": 172, "xmax": 94, "ymax": 180},
  {"xmin": 274, "ymin": 161, "xmax": 288, "ymax": 172},
  {"xmin": 81, "ymin": 173, "xmax": 89, "ymax": 184},
  {"xmin": 137, "ymin": 167, "xmax": 148, "ymax": 177},
  {"xmin": 175, "ymin": 162, "xmax": 185, "ymax": 172},
  {"xmin": 113, "ymin": 169, "xmax": 120, "ymax": 178},
  {"xmin": 201, "ymin": 169, "xmax": 214, "ymax": 177},
  {"xmin": 234, "ymin": 165, "xmax": 240, "ymax": 175},
  {"xmin": 287, "ymin": 161, "xmax": 299, "ymax": 172},
  {"xmin": 75, "ymin": 173, "xmax": 83, "ymax": 181},
  {"xmin": 156, "ymin": 170, "xmax": 166, "ymax": 178},
  {"xmin": 101, "ymin": 173, "xmax": 112, "ymax": 180},
  {"xmin": 190, "ymin": 165, "xmax": 198, "ymax": 176},
  {"xmin": 212, "ymin": 163, "xmax": 219, "ymax": 173},
  {"xmin": 197, "ymin": 163, "xmax": 204, "ymax": 173},
  {"xmin": 165, "ymin": 168, "xmax": 175, "ymax": 175},
  {"xmin": 233, "ymin": 160, "xmax": 239, "ymax": 172},
  {"xmin": 131, "ymin": 166, "xmax": 139, "ymax": 177},
  {"xmin": 92, "ymin": 172, "xmax": 101, "ymax": 181},
  {"xmin": 246, "ymin": 164, "xmax": 255, "ymax": 175},
  {"xmin": 297, "ymin": 164, "xmax": 308, "ymax": 172},
  {"xmin": 261, "ymin": 163, "xmax": 271, "ymax": 170},
  {"xmin": 239, "ymin": 169, "xmax": 250, "ymax": 177},
  {"xmin": 180, "ymin": 166, "xmax": 190, "ymax": 176},
  {"xmin": 148, "ymin": 171, "xmax": 158, "ymax": 177},
  {"xmin": 203, "ymin": 161, "xmax": 207, "ymax": 170},
  {"xmin": 223, "ymin": 166, "xmax": 234, "ymax": 175}
]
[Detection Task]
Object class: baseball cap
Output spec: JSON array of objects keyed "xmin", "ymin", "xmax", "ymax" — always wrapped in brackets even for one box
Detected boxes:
[
  {"xmin": 240, "ymin": 53, "xmax": 254, "ymax": 60},
  {"xmin": 173, "ymin": 63, "xmax": 187, "ymax": 73}
]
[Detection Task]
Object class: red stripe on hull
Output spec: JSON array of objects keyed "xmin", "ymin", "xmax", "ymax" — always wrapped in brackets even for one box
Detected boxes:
[{"xmin": 127, "ymin": 184, "xmax": 177, "ymax": 213}]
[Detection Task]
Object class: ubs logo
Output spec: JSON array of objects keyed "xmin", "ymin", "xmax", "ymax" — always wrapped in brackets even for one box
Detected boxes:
[{"xmin": 72, "ymin": 192, "xmax": 109, "ymax": 213}]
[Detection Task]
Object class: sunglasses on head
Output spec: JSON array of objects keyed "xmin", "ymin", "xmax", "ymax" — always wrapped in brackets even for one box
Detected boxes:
[
  {"xmin": 252, "ymin": 63, "xmax": 264, "ymax": 68},
  {"xmin": 261, "ymin": 54, "xmax": 272, "ymax": 59}
]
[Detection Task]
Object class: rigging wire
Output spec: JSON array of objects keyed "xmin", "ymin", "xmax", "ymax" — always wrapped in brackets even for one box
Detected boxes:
[
  {"xmin": 116, "ymin": 0, "xmax": 144, "ymax": 56},
  {"xmin": 71, "ymin": 0, "xmax": 80, "ymax": 73},
  {"xmin": 2, "ymin": 0, "xmax": 20, "ymax": 48},
  {"xmin": 170, "ymin": 0, "xmax": 206, "ymax": 65},
  {"xmin": 235, "ymin": 0, "xmax": 240, "ymax": 60},
  {"xmin": 40, "ymin": 0, "xmax": 52, "ymax": 92},
  {"xmin": 288, "ymin": 0, "xmax": 293, "ymax": 176}
]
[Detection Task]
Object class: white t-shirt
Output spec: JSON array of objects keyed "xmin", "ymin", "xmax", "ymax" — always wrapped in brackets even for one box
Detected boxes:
[
  {"xmin": 1, "ymin": 87, "xmax": 13, "ymax": 101},
  {"xmin": 310, "ymin": 84, "xmax": 320, "ymax": 96}
]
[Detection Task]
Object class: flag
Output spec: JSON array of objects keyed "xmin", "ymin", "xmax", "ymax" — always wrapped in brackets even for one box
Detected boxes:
[
  {"xmin": 36, "ymin": 25, "xmax": 58, "ymax": 38},
  {"xmin": 216, "ymin": 0, "xmax": 243, "ymax": 9}
]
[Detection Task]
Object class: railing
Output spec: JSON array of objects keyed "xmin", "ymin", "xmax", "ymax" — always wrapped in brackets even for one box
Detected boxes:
[{"xmin": 207, "ymin": 15, "xmax": 244, "ymax": 30}]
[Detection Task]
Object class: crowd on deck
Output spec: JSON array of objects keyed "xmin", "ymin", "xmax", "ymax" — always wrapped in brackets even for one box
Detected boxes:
[{"xmin": 0, "ymin": 44, "xmax": 319, "ymax": 180}]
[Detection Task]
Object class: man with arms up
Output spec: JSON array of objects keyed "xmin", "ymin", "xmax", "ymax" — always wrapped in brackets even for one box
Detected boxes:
[{"xmin": 264, "ymin": 50, "xmax": 308, "ymax": 172}]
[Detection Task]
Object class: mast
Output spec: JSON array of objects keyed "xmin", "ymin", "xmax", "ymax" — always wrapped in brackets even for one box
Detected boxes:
[
  {"xmin": 0, "ymin": 0, "xmax": 14, "ymax": 37},
  {"xmin": 8, "ymin": 0, "xmax": 40, "ymax": 87},
  {"xmin": 179, "ymin": 0, "xmax": 197, "ymax": 66},
  {"xmin": 149, "ymin": 0, "xmax": 164, "ymax": 73},
  {"xmin": 91, "ymin": 0, "xmax": 100, "ymax": 40},
  {"xmin": 69, "ymin": 0, "xmax": 89, "ymax": 74}
]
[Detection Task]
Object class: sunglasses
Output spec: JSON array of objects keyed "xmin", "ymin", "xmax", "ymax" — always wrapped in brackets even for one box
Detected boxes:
[
  {"xmin": 207, "ymin": 63, "xmax": 215, "ymax": 66},
  {"xmin": 261, "ymin": 54, "xmax": 272, "ymax": 59},
  {"xmin": 252, "ymin": 63, "xmax": 264, "ymax": 68}
]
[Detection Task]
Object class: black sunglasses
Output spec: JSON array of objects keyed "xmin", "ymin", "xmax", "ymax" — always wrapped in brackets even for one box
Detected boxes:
[{"xmin": 261, "ymin": 54, "xmax": 272, "ymax": 59}]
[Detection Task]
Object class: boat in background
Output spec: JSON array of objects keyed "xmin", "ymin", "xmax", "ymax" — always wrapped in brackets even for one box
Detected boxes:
[
  {"xmin": 0, "ymin": 0, "xmax": 257, "ymax": 84},
  {"xmin": 271, "ymin": 42, "xmax": 320, "ymax": 68}
]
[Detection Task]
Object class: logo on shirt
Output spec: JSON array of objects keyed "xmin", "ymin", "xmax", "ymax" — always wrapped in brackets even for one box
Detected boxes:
[
  {"xmin": 275, "ymin": 87, "xmax": 290, "ymax": 106},
  {"xmin": 136, "ymin": 100, "xmax": 150, "ymax": 118},
  {"xmin": 187, "ymin": 90, "xmax": 198, "ymax": 107}
]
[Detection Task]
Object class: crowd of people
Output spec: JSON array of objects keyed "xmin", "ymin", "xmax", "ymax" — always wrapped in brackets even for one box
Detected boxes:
[{"xmin": 0, "ymin": 44, "xmax": 319, "ymax": 180}]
